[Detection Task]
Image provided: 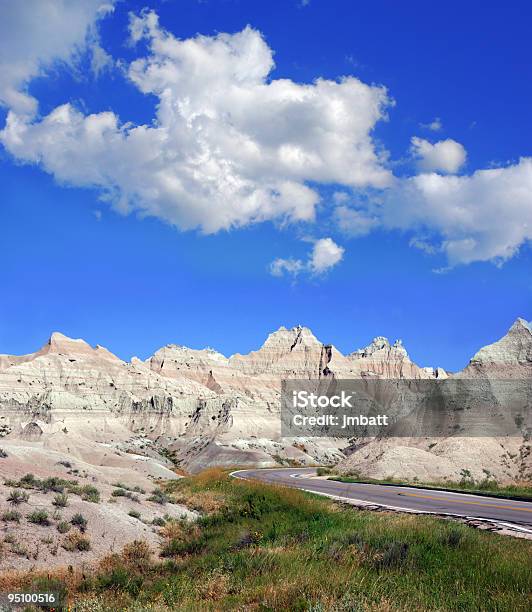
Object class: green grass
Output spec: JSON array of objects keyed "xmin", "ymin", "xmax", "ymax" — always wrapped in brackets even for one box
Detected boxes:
[
  {"xmin": 10, "ymin": 468, "xmax": 532, "ymax": 611},
  {"xmin": 329, "ymin": 474, "xmax": 532, "ymax": 501}
]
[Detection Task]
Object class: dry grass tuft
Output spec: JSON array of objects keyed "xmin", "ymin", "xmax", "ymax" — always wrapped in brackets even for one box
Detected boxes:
[
  {"xmin": 167, "ymin": 488, "xmax": 227, "ymax": 513},
  {"xmin": 120, "ymin": 540, "xmax": 153, "ymax": 572},
  {"xmin": 160, "ymin": 519, "xmax": 200, "ymax": 542},
  {"xmin": 199, "ymin": 569, "xmax": 230, "ymax": 601},
  {"xmin": 191, "ymin": 467, "xmax": 227, "ymax": 487},
  {"xmin": 62, "ymin": 531, "xmax": 91, "ymax": 552}
]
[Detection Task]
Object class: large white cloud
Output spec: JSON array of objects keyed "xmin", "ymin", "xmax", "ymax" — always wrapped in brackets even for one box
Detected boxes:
[
  {"xmin": 411, "ymin": 136, "xmax": 467, "ymax": 174},
  {"xmin": 337, "ymin": 157, "xmax": 532, "ymax": 265},
  {"xmin": 0, "ymin": 0, "xmax": 114, "ymax": 116},
  {"xmin": 1, "ymin": 6, "xmax": 530, "ymax": 270},
  {"xmin": 0, "ymin": 9, "xmax": 392, "ymax": 234}
]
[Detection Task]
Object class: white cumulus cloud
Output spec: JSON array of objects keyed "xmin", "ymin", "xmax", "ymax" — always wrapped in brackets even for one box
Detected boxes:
[
  {"xmin": 310, "ymin": 238, "xmax": 345, "ymax": 273},
  {"xmin": 411, "ymin": 136, "xmax": 467, "ymax": 174},
  {"xmin": 271, "ymin": 238, "xmax": 344, "ymax": 277},
  {"xmin": 0, "ymin": 0, "xmax": 114, "ymax": 116},
  {"xmin": 0, "ymin": 9, "xmax": 392, "ymax": 234},
  {"xmin": 390, "ymin": 159, "xmax": 532, "ymax": 264},
  {"xmin": 337, "ymin": 157, "xmax": 532, "ymax": 265},
  {"xmin": 1, "ymin": 6, "xmax": 530, "ymax": 272}
]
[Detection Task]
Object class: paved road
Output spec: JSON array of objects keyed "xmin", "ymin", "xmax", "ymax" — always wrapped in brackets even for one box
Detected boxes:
[{"xmin": 231, "ymin": 467, "xmax": 532, "ymax": 530}]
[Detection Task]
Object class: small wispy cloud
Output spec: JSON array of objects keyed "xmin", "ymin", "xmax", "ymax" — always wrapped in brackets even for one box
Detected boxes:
[{"xmin": 420, "ymin": 117, "xmax": 443, "ymax": 132}]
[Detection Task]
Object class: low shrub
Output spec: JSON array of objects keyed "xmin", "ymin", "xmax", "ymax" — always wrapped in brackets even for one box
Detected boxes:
[
  {"xmin": 6, "ymin": 474, "xmax": 100, "ymax": 502},
  {"xmin": 80, "ymin": 485, "xmax": 100, "ymax": 503},
  {"xmin": 70, "ymin": 513, "xmax": 88, "ymax": 532},
  {"xmin": 20, "ymin": 473, "xmax": 37, "ymax": 487},
  {"xmin": 112, "ymin": 488, "xmax": 139, "ymax": 502},
  {"xmin": 2, "ymin": 510, "xmax": 21, "ymax": 522},
  {"xmin": 7, "ymin": 489, "xmax": 29, "ymax": 505},
  {"xmin": 57, "ymin": 521, "xmax": 71, "ymax": 534},
  {"xmin": 148, "ymin": 488, "xmax": 169, "ymax": 505},
  {"xmin": 27, "ymin": 510, "xmax": 50, "ymax": 526},
  {"xmin": 40, "ymin": 477, "xmax": 67, "ymax": 493},
  {"xmin": 62, "ymin": 531, "xmax": 91, "ymax": 552},
  {"xmin": 121, "ymin": 540, "xmax": 152, "ymax": 571},
  {"xmin": 442, "ymin": 528, "xmax": 463, "ymax": 548},
  {"xmin": 159, "ymin": 520, "xmax": 201, "ymax": 557},
  {"xmin": 52, "ymin": 493, "xmax": 69, "ymax": 507},
  {"xmin": 112, "ymin": 482, "xmax": 145, "ymax": 494},
  {"xmin": 96, "ymin": 565, "xmax": 143, "ymax": 597},
  {"xmin": 372, "ymin": 541, "xmax": 409, "ymax": 569},
  {"xmin": 11, "ymin": 541, "xmax": 29, "ymax": 557},
  {"xmin": 128, "ymin": 510, "xmax": 141, "ymax": 520}
]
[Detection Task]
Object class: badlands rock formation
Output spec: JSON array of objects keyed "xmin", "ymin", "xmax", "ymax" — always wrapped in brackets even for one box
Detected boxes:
[
  {"xmin": 0, "ymin": 320, "xmax": 530, "ymax": 484},
  {"xmin": 337, "ymin": 319, "xmax": 532, "ymax": 482},
  {"xmin": 459, "ymin": 318, "xmax": 532, "ymax": 378}
]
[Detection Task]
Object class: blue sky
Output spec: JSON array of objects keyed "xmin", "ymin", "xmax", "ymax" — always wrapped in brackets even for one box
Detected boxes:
[{"xmin": 0, "ymin": 0, "xmax": 531, "ymax": 371}]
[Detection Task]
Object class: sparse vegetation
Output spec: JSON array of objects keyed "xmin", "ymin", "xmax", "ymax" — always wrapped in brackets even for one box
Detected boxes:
[
  {"xmin": 70, "ymin": 513, "xmax": 88, "ymax": 532},
  {"xmin": 27, "ymin": 509, "xmax": 50, "ymax": 526},
  {"xmin": 10, "ymin": 541, "xmax": 29, "ymax": 557},
  {"xmin": 147, "ymin": 488, "xmax": 168, "ymax": 505},
  {"xmin": 112, "ymin": 487, "xmax": 139, "ymax": 502},
  {"xmin": 1, "ymin": 510, "xmax": 21, "ymax": 522},
  {"xmin": 112, "ymin": 482, "xmax": 145, "ymax": 494},
  {"xmin": 79, "ymin": 484, "xmax": 101, "ymax": 503},
  {"xmin": 120, "ymin": 540, "xmax": 152, "ymax": 570},
  {"xmin": 6, "ymin": 489, "xmax": 29, "ymax": 505},
  {"xmin": 111, "ymin": 487, "xmax": 127, "ymax": 497},
  {"xmin": 62, "ymin": 531, "xmax": 91, "ymax": 552},
  {"xmin": 4, "ymin": 473, "xmax": 101, "ymax": 502},
  {"xmin": 52, "ymin": 492, "xmax": 69, "ymax": 507},
  {"xmin": 3, "ymin": 469, "xmax": 532, "ymax": 610},
  {"xmin": 40, "ymin": 476, "xmax": 68, "ymax": 493},
  {"xmin": 152, "ymin": 516, "xmax": 166, "ymax": 526}
]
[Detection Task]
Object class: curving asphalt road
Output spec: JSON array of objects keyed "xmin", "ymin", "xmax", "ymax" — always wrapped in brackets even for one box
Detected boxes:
[{"xmin": 231, "ymin": 467, "xmax": 532, "ymax": 532}]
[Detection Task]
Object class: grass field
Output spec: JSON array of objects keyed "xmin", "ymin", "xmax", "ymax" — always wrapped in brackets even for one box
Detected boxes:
[
  {"xmin": 4, "ymin": 469, "xmax": 531, "ymax": 611},
  {"xmin": 325, "ymin": 472, "xmax": 532, "ymax": 501}
]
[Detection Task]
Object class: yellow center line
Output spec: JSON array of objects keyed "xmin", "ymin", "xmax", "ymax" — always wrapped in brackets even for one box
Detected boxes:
[{"xmin": 401, "ymin": 492, "xmax": 532, "ymax": 513}]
